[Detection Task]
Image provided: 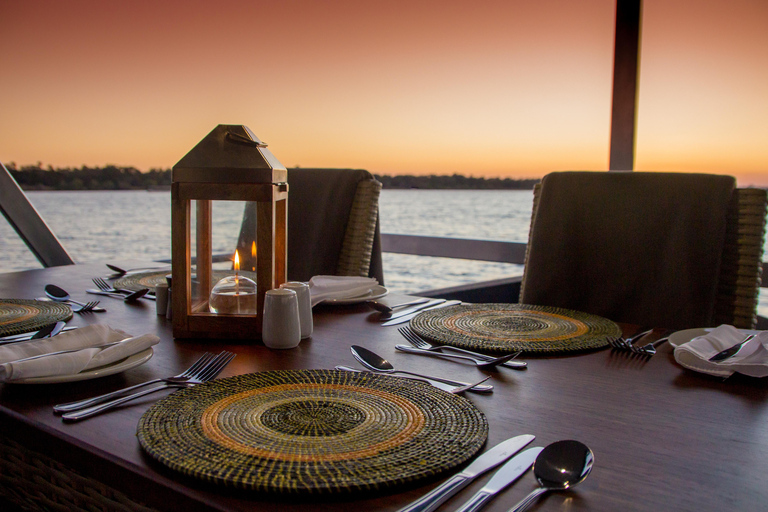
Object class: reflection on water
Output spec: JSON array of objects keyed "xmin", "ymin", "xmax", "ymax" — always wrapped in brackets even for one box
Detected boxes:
[{"xmin": 2, "ymin": 189, "xmax": 767, "ymax": 316}]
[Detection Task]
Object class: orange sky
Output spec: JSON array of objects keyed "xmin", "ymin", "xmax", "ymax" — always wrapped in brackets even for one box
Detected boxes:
[{"xmin": 1, "ymin": 0, "xmax": 766, "ymax": 184}]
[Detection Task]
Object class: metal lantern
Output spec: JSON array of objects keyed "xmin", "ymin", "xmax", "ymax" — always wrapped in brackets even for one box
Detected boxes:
[{"xmin": 171, "ymin": 125, "xmax": 288, "ymax": 339}]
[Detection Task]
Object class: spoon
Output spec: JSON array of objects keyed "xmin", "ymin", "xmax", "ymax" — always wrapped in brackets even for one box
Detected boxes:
[
  {"xmin": 44, "ymin": 284, "xmax": 99, "ymax": 308},
  {"xmin": 365, "ymin": 298, "xmax": 429, "ymax": 314},
  {"xmin": 508, "ymin": 440, "xmax": 594, "ymax": 512},
  {"xmin": 349, "ymin": 345, "xmax": 494, "ymax": 392}
]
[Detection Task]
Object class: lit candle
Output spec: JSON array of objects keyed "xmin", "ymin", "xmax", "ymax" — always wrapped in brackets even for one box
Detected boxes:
[
  {"xmin": 251, "ymin": 241, "xmax": 257, "ymax": 272},
  {"xmin": 209, "ymin": 249, "xmax": 257, "ymax": 315}
]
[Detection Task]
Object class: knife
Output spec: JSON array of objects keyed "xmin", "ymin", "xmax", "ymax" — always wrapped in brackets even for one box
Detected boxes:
[
  {"xmin": 396, "ymin": 435, "xmax": 535, "ymax": 512},
  {"xmin": 0, "ymin": 326, "xmax": 78, "ymax": 344},
  {"xmin": 382, "ymin": 300, "xmax": 461, "ymax": 326},
  {"xmin": 379, "ymin": 299, "xmax": 446, "ymax": 321},
  {"xmin": 31, "ymin": 321, "xmax": 66, "ymax": 339},
  {"xmin": 334, "ymin": 366, "xmax": 458, "ymax": 393},
  {"xmin": 454, "ymin": 446, "xmax": 543, "ymax": 512}
]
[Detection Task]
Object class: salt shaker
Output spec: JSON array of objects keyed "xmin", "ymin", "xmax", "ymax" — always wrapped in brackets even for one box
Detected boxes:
[
  {"xmin": 262, "ymin": 288, "xmax": 301, "ymax": 349},
  {"xmin": 280, "ymin": 281, "xmax": 313, "ymax": 338}
]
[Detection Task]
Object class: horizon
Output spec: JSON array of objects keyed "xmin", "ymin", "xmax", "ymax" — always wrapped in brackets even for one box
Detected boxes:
[{"xmin": 1, "ymin": 1, "xmax": 766, "ymax": 185}]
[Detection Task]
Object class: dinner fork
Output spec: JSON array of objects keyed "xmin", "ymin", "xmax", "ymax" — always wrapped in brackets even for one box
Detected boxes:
[
  {"xmin": 92, "ymin": 277, "xmax": 131, "ymax": 294},
  {"xmin": 54, "ymin": 352, "xmax": 219, "ymax": 414},
  {"xmin": 398, "ymin": 326, "xmax": 527, "ymax": 369},
  {"xmin": 72, "ymin": 300, "xmax": 100, "ymax": 314},
  {"xmin": 60, "ymin": 351, "xmax": 235, "ymax": 421}
]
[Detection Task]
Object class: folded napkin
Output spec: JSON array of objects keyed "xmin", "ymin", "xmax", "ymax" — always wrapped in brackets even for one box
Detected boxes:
[
  {"xmin": 308, "ymin": 275, "xmax": 378, "ymax": 307},
  {"xmin": 673, "ymin": 324, "xmax": 768, "ymax": 378},
  {"xmin": 0, "ymin": 324, "xmax": 160, "ymax": 382}
]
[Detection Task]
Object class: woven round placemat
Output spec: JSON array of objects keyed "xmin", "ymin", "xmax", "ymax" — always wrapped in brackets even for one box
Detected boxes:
[
  {"xmin": 0, "ymin": 299, "xmax": 73, "ymax": 337},
  {"xmin": 115, "ymin": 270, "xmax": 258, "ymax": 292},
  {"xmin": 137, "ymin": 369, "xmax": 488, "ymax": 495},
  {"xmin": 411, "ymin": 303, "xmax": 621, "ymax": 354}
]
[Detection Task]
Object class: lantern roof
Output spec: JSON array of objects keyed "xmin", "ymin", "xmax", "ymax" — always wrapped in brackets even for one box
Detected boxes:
[{"xmin": 172, "ymin": 125, "xmax": 287, "ymax": 184}]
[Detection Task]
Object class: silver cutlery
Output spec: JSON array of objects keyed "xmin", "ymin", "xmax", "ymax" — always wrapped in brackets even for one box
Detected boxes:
[
  {"xmin": 366, "ymin": 297, "xmax": 429, "ymax": 313},
  {"xmin": 396, "ymin": 434, "xmax": 536, "ymax": 512},
  {"xmin": 334, "ymin": 366, "xmax": 489, "ymax": 394},
  {"xmin": 380, "ymin": 300, "xmax": 461, "ymax": 326},
  {"xmin": 454, "ymin": 446, "xmax": 543, "ymax": 512},
  {"xmin": 0, "ymin": 326, "xmax": 78, "ymax": 344},
  {"xmin": 631, "ymin": 337, "xmax": 670, "ymax": 356},
  {"xmin": 394, "ymin": 345, "xmax": 520, "ymax": 369},
  {"xmin": 92, "ymin": 277, "xmax": 156, "ymax": 300},
  {"xmin": 60, "ymin": 351, "xmax": 235, "ymax": 421},
  {"xmin": 398, "ymin": 326, "xmax": 527, "ymax": 369},
  {"xmin": 507, "ymin": 440, "xmax": 594, "ymax": 512},
  {"xmin": 54, "ymin": 352, "xmax": 219, "ymax": 413},
  {"xmin": 349, "ymin": 345, "xmax": 493, "ymax": 392},
  {"xmin": 708, "ymin": 334, "xmax": 757, "ymax": 362},
  {"xmin": 10, "ymin": 340, "xmax": 123, "ymax": 364},
  {"xmin": 608, "ymin": 328, "xmax": 653, "ymax": 351},
  {"xmin": 86, "ymin": 288, "xmax": 149, "ymax": 302},
  {"xmin": 379, "ymin": 298, "xmax": 447, "ymax": 321},
  {"xmin": 44, "ymin": 284, "xmax": 105, "ymax": 312},
  {"xmin": 106, "ymin": 264, "xmax": 169, "ymax": 276}
]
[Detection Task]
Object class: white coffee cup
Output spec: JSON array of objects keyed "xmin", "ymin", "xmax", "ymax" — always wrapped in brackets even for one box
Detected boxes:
[
  {"xmin": 280, "ymin": 281, "xmax": 313, "ymax": 339},
  {"xmin": 262, "ymin": 288, "xmax": 301, "ymax": 349}
]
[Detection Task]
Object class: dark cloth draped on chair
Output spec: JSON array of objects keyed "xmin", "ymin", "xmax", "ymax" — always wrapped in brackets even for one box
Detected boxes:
[
  {"xmin": 237, "ymin": 168, "xmax": 384, "ymax": 284},
  {"xmin": 520, "ymin": 171, "xmax": 736, "ymax": 330}
]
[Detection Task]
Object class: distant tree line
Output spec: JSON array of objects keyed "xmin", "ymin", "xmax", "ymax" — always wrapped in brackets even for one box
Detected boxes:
[
  {"xmin": 4, "ymin": 163, "xmax": 539, "ymax": 191},
  {"xmin": 5, "ymin": 163, "xmax": 171, "ymax": 190},
  {"xmin": 374, "ymin": 173, "xmax": 538, "ymax": 189}
]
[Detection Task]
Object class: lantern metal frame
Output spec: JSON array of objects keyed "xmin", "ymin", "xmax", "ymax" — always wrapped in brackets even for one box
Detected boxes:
[{"xmin": 171, "ymin": 125, "xmax": 287, "ymax": 339}]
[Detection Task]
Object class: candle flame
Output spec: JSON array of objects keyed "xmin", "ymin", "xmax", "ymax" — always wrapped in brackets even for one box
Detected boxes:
[
  {"xmin": 233, "ymin": 250, "xmax": 240, "ymax": 272},
  {"xmin": 251, "ymin": 241, "xmax": 257, "ymax": 271}
]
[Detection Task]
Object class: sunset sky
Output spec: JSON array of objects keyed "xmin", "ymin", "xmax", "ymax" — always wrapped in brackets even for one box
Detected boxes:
[{"xmin": 1, "ymin": 0, "xmax": 766, "ymax": 184}]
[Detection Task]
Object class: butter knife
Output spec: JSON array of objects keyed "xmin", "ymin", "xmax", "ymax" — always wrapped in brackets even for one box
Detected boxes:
[
  {"xmin": 0, "ymin": 326, "xmax": 77, "ymax": 344},
  {"xmin": 380, "ymin": 298, "xmax": 446, "ymax": 321},
  {"xmin": 381, "ymin": 300, "xmax": 461, "ymax": 326},
  {"xmin": 396, "ymin": 435, "xmax": 535, "ymax": 512},
  {"xmin": 454, "ymin": 446, "xmax": 543, "ymax": 512}
]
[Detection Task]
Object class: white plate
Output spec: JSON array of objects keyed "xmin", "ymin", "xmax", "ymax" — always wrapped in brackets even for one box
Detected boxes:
[
  {"xmin": 321, "ymin": 285, "xmax": 388, "ymax": 305},
  {"xmin": 667, "ymin": 327, "xmax": 761, "ymax": 348},
  {"xmin": 10, "ymin": 348, "xmax": 154, "ymax": 384},
  {"xmin": 668, "ymin": 328, "xmax": 711, "ymax": 348}
]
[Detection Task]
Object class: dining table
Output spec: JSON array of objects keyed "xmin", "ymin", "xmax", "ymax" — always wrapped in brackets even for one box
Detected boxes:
[{"xmin": 1, "ymin": 261, "xmax": 767, "ymax": 512}]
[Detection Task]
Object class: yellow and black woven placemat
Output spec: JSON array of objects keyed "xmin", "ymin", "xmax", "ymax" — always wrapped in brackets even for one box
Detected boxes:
[
  {"xmin": 137, "ymin": 369, "xmax": 488, "ymax": 495},
  {"xmin": 0, "ymin": 299, "xmax": 73, "ymax": 337},
  {"xmin": 114, "ymin": 271, "xmax": 170, "ymax": 292},
  {"xmin": 410, "ymin": 303, "xmax": 621, "ymax": 353}
]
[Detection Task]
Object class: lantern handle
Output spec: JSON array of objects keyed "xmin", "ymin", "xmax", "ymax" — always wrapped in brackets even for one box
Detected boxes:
[{"xmin": 226, "ymin": 131, "xmax": 268, "ymax": 147}]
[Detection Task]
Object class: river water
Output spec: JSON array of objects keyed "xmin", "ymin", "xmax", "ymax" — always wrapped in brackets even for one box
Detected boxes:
[{"xmin": 2, "ymin": 189, "xmax": 766, "ymax": 315}]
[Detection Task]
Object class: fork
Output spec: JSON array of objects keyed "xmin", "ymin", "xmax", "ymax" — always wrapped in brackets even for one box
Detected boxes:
[
  {"xmin": 54, "ymin": 352, "xmax": 227, "ymax": 415},
  {"xmin": 398, "ymin": 326, "xmax": 527, "ymax": 369},
  {"xmin": 93, "ymin": 277, "xmax": 156, "ymax": 300},
  {"xmin": 395, "ymin": 345, "xmax": 520, "ymax": 368},
  {"xmin": 72, "ymin": 300, "xmax": 101, "ymax": 314},
  {"xmin": 60, "ymin": 351, "xmax": 235, "ymax": 421}
]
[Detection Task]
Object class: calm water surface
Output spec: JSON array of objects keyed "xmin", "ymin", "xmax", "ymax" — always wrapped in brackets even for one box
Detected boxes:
[
  {"xmin": 2, "ymin": 189, "xmax": 767, "ymax": 315},
  {"xmin": 0, "ymin": 189, "xmax": 531, "ymax": 293}
]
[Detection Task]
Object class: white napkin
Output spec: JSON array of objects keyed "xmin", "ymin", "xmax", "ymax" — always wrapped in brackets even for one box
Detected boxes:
[
  {"xmin": 308, "ymin": 275, "xmax": 378, "ymax": 307},
  {"xmin": 673, "ymin": 324, "xmax": 768, "ymax": 378},
  {"xmin": 0, "ymin": 325, "xmax": 160, "ymax": 382}
]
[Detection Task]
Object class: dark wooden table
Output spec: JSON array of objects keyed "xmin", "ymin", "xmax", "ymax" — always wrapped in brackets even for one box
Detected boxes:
[{"xmin": 1, "ymin": 262, "xmax": 767, "ymax": 512}]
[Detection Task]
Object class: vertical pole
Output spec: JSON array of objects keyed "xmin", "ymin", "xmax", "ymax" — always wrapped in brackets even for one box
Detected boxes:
[{"xmin": 609, "ymin": 0, "xmax": 642, "ymax": 171}]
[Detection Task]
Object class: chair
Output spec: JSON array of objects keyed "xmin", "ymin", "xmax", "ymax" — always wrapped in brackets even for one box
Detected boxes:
[
  {"xmin": 236, "ymin": 168, "xmax": 384, "ymax": 283},
  {"xmin": 520, "ymin": 171, "xmax": 767, "ymax": 329},
  {"xmin": 0, "ymin": 162, "xmax": 74, "ymax": 267}
]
